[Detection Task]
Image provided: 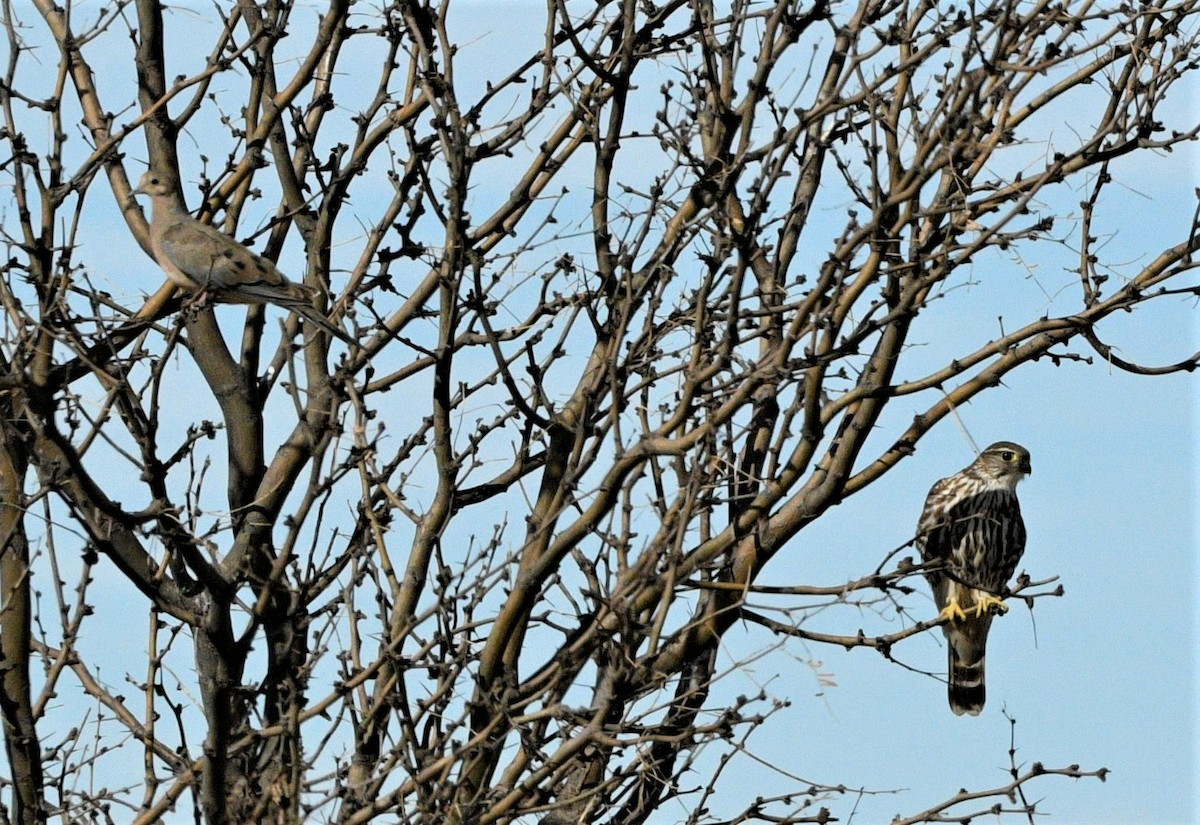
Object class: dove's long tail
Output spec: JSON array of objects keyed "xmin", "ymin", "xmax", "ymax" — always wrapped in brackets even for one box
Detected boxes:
[
  {"xmin": 231, "ymin": 282, "xmax": 356, "ymax": 344},
  {"xmin": 290, "ymin": 303, "xmax": 357, "ymax": 344}
]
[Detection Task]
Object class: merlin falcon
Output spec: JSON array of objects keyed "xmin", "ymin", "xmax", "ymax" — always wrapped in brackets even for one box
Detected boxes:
[{"xmin": 915, "ymin": 442, "xmax": 1032, "ymax": 715}]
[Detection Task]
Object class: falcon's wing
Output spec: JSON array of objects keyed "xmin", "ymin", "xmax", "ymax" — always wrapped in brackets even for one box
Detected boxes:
[
  {"xmin": 924, "ymin": 487, "xmax": 1027, "ymax": 591},
  {"xmin": 915, "ymin": 476, "xmax": 955, "ymax": 565}
]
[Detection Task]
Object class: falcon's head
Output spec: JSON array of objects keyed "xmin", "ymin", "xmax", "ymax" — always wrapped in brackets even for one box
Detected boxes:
[{"xmin": 972, "ymin": 441, "xmax": 1032, "ymax": 490}]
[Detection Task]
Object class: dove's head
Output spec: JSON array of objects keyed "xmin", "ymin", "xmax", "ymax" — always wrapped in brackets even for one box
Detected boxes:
[{"xmin": 132, "ymin": 170, "xmax": 175, "ymax": 198}]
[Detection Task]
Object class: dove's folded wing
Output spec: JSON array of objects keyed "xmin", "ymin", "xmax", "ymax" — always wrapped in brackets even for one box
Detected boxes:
[{"xmin": 158, "ymin": 218, "xmax": 294, "ymax": 297}]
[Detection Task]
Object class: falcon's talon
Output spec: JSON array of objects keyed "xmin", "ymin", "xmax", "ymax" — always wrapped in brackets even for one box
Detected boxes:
[
  {"xmin": 974, "ymin": 594, "xmax": 1008, "ymax": 617},
  {"xmin": 938, "ymin": 600, "xmax": 968, "ymax": 624}
]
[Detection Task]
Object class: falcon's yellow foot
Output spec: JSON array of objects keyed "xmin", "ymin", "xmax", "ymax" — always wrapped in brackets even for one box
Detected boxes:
[
  {"xmin": 938, "ymin": 599, "xmax": 968, "ymax": 624},
  {"xmin": 974, "ymin": 593, "xmax": 1008, "ymax": 617}
]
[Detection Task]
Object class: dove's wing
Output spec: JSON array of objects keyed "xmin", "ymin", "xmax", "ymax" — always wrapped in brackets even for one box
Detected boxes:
[{"xmin": 157, "ymin": 215, "xmax": 300, "ymax": 299}]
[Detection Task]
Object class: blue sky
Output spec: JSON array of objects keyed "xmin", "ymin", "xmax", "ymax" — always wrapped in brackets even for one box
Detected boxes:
[{"xmin": 6, "ymin": 2, "xmax": 1196, "ymax": 823}]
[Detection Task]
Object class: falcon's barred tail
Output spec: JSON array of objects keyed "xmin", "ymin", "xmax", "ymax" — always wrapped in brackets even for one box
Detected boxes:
[{"xmin": 948, "ymin": 647, "xmax": 985, "ymax": 716}]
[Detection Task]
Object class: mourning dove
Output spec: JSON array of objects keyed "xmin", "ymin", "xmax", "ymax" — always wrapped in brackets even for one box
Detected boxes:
[{"xmin": 133, "ymin": 169, "xmax": 352, "ymax": 342}]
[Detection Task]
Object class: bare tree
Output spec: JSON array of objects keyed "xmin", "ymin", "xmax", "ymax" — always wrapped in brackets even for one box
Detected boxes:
[{"xmin": 0, "ymin": 0, "xmax": 1195, "ymax": 823}]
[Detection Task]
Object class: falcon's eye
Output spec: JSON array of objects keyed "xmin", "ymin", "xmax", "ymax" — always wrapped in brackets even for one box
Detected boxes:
[{"xmin": 1000, "ymin": 450, "xmax": 1014, "ymax": 462}]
